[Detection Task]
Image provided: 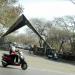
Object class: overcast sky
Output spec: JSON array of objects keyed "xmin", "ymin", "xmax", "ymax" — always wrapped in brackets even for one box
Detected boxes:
[
  {"xmin": 17, "ymin": 0, "xmax": 75, "ymax": 34},
  {"xmin": 18, "ymin": 0, "xmax": 75, "ymax": 20}
]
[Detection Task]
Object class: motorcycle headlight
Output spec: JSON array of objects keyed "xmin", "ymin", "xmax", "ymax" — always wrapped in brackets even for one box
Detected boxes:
[{"xmin": 21, "ymin": 55, "xmax": 24, "ymax": 59}]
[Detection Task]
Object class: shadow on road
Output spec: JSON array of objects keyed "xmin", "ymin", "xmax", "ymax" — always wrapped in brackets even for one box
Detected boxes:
[
  {"xmin": 16, "ymin": 49, "xmax": 75, "ymax": 67},
  {"xmin": 0, "ymin": 65, "xmax": 21, "ymax": 70},
  {"xmin": 26, "ymin": 51, "xmax": 75, "ymax": 66},
  {"xmin": 56, "ymin": 59, "xmax": 75, "ymax": 65}
]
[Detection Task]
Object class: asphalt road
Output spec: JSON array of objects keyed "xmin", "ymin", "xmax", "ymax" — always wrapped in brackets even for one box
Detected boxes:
[{"xmin": 0, "ymin": 50, "xmax": 75, "ymax": 75}]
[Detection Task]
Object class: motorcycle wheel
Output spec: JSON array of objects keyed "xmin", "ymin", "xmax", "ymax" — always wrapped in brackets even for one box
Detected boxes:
[
  {"xmin": 2, "ymin": 61, "xmax": 8, "ymax": 67},
  {"xmin": 21, "ymin": 62, "xmax": 27, "ymax": 70}
]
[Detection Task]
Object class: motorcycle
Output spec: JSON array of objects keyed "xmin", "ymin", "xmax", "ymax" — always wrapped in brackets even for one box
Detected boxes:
[{"xmin": 1, "ymin": 50, "xmax": 28, "ymax": 70}]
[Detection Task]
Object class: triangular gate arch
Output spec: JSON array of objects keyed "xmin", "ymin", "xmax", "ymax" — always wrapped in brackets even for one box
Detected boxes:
[{"xmin": 2, "ymin": 14, "xmax": 51, "ymax": 49}]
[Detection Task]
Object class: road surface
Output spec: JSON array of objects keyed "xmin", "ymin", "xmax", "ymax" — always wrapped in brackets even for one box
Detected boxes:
[{"xmin": 0, "ymin": 50, "xmax": 75, "ymax": 75}]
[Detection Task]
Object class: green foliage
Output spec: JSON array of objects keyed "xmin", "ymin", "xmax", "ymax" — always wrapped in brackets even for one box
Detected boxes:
[
  {"xmin": 0, "ymin": 0, "xmax": 18, "ymax": 7},
  {"xmin": 0, "ymin": 0, "xmax": 23, "ymax": 27}
]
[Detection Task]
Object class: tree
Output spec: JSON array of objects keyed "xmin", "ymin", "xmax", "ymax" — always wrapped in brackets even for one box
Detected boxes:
[
  {"xmin": 6, "ymin": 34, "xmax": 39, "ymax": 46},
  {"xmin": 0, "ymin": 0, "xmax": 23, "ymax": 27},
  {"xmin": 51, "ymin": 16, "xmax": 75, "ymax": 52},
  {"xmin": 47, "ymin": 26, "xmax": 71, "ymax": 50},
  {"xmin": 0, "ymin": 0, "xmax": 23, "ymax": 46},
  {"xmin": 26, "ymin": 18, "xmax": 52, "ymax": 47}
]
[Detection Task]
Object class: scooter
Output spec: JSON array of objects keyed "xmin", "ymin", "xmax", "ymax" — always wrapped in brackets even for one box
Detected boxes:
[{"xmin": 1, "ymin": 51, "xmax": 28, "ymax": 70}]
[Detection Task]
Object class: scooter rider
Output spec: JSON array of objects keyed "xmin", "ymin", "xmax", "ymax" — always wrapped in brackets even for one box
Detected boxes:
[
  {"xmin": 9, "ymin": 44, "xmax": 16, "ymax": 54},
  {"xmin": 9, "ymin": 44, "xmax": 18, "ymax": 63}
]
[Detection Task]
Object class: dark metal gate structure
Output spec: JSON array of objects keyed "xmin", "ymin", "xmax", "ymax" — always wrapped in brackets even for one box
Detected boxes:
[
  {"xmin": 1, "ymin": 14, "xmax": 52, "ymax": 55},
  {"xmin": 2, "ymin": 14, "xmax": 50, "ymax": 49}
]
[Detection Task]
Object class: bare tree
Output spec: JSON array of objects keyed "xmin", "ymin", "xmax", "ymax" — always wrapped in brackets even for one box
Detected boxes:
[
  {"xmin": 52, "ymin": 16, "xmax": 75, "ymax": 52},
  {"xmin": 25, "ymin": 18, "xmax": 52, "ymax": 47}
]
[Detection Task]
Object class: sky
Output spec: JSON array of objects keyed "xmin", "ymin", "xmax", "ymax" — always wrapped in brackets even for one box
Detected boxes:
[
  {"xmin": 19, "ymin": 0, "xmax": 75, "ymax": 20},
  {"xmin": 17, "ymin": 0, "xmax": 75, "ymax": 34}
]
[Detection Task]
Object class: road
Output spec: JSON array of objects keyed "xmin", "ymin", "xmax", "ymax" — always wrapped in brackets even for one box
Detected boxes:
[{"xmin": 0, "ymin": 50, "xmax": 75, "ymax": 75}]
